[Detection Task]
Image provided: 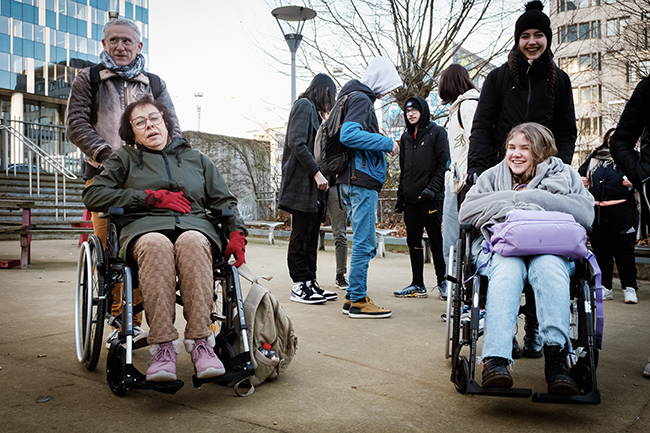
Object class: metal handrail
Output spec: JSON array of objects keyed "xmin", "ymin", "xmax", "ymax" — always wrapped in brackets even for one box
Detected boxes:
[{"xmin": 1, "ymin": 124, "xmax": 77, "ymax": 180}]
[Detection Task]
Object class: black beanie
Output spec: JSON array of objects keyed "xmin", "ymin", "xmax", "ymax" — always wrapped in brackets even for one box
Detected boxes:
[
  {"xmin": 514, "ymin": 1, "xmax": 552, "ymax": 49},
  {"xmin": 405, "ymin": 98, "xmax": 422, "ymax": 111}
]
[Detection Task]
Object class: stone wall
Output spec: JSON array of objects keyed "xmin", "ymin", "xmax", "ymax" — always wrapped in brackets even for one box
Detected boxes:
[{"xmin": 182, "ymin": 131, "xmax": 273, "ymax": 220}]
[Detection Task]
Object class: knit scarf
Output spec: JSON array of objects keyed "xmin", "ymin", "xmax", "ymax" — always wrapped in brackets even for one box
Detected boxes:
[
  {"xmin": 586, "ymin": 147, "xmax": 615, "ymax": 188},
  {"xmin": 100, "ymin": 51, "xmax": 146, "ymax": 80}
]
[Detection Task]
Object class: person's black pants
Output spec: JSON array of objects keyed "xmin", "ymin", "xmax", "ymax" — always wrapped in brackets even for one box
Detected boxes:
[
  {"xmin": 404, "ymin": 200, "xmax": 445, "ymax": 286},
  {"xmin": 287, "ymin": 209, "xmax": 321, "ymax": 283},
  {"xmin": 590, "ymin": 201, "xmax": 638, "ymax": 290}
]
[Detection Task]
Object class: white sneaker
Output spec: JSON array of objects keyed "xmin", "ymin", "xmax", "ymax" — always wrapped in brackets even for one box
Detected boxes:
[
  {"xmin": 602, "ymin": 288, "xmax": 613, "ymax": 300},
  {"xmin": 644, "ymin": 357, "xmax": 650, "ymax": 378},
  {"xmin": 623, "ymin": 287, "xmax": 638, "ymax": 304},
  {"xmin": 105, "ymin": 325, "xmax": 149, "ymax": 349}
]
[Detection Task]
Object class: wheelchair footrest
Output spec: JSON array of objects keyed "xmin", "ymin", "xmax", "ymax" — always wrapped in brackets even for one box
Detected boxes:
[
  {"xmin": 123, "ymin": 365, "xmax": 184, "ymax": 394},
  {"xmin": 467, "ymin": 380, "xmax": 532, "ymax": 398},
  {"xmin": 532, "ymin": 389, "xmax": 600, "ymax": 404},
  {"xmin": 192, "ymin": 362, "xmax": 255, "ymax": 388}
]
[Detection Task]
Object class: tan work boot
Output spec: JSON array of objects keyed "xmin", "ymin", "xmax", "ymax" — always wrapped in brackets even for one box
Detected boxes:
[{"xmin": 348, "ymin": 296, "xmax": 392, "ymax": 319}]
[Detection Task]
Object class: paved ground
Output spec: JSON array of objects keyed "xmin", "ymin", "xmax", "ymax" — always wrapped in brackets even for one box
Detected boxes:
[{"xmin": 1, "ymin": 237, "xmax": 649, "ymax": 432}]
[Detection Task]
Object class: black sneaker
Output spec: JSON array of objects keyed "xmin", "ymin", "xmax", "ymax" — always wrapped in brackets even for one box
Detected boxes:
[
  {"xmin": 335, "ymin": 274, "xmax": 349, "ymax": 289},
  {"xmin": 309, "ymin": 280, "xmax": 338, "ymax": 301},
  {"xmin": 290, "ymin": 282, "xmax": 327, "ymax": 304},
  {"xmin": 342, "ymin": 294, "xmax": 351, "ymax": 315},
  {"xmin": 482, "ymin": 357, "xmax": 513, "ymax": 388}
]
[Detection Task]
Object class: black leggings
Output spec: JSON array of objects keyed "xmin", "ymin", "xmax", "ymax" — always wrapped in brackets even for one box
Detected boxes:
[
  {"xmin": 590, "ymin": 201, "xmax": 638, "ymax": 290},
  {"xmin": 404, "ymin": 200, "xmax": 445, "ymax": 286}
]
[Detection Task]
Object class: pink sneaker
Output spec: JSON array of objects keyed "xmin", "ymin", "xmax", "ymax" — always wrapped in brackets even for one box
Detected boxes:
[
  {"xmin": 146, "ymin": 340, "xmax": 180, "ymax": 382},
  {"xmin": 185, "ymin": 337, "xmax": 226, "ymax": 379}
]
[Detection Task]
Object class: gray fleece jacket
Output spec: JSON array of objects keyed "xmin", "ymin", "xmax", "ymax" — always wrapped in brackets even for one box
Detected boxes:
[{"xmin": 459, "ymin": 156, "xmax": 594, "ymax": 240}]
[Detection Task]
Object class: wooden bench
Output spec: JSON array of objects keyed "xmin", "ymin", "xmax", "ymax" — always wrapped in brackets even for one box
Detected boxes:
[
  {"xmin": 244, "ymin": 220, "xmax": 284, "ymax": 245},
  {"xmin": 318, "ymin": 225, "xmax": 353, "ymax": 250},
  {"xmin": 318, "ymin": 225, "xmax": 397, "ymax": 258},
  {"xmin": 375, "ymin": 228, "xmax": 397, "ymax": 258},
  {"xmin": 0, "ymin": 198, "xmax": 92, "ymax": 269}
]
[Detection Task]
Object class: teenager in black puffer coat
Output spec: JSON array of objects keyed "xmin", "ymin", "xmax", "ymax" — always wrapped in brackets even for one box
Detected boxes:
[
  {"xmin": 394, "ymin": 97, "xmax": 450, "ymax": 299},
  {"xmin": 579, "ymin": 127, "xmax": 638, "ymax": 304}
]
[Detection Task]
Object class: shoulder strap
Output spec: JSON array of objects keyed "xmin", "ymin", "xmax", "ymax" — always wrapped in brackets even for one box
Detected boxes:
[
  {"xmin": 145, "ymin": 72, "xmax": 163, "ymax": 99},
  {"xmin": 492, "ymin": 65, "xmax": 510, "ymax": 122},
  {"xmin": 89, "ymin": 64, "xmax": 104, "ymax": 126},
  {"xmin": 457, "ymin": 98, "xmax": 479, "ymax": 130}
]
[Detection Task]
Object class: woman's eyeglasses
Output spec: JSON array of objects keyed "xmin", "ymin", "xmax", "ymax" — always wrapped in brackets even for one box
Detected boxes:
[{"xmin": 131, "ymin": 112, "xmax": 164, "ymax": 130}]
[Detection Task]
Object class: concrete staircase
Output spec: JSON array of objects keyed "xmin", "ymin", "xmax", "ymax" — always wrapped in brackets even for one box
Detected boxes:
[{"xmin": 0, "ymin": 172, "xmax": 89, "ymax": 240}]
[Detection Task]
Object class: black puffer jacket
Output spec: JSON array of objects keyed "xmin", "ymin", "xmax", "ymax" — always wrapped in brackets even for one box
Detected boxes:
[
  {"xmin": 578, "ymin": 150, "xmax": 636, "ymax": 201},
  {"xmin": 610, "ymin": 77, "xmax": 650, "ymax": 188},
  {"xmin": 468, "ymin": 60, "xmax": 576, "ymax": 179},
  {"xmin": 397, "ymin": 97, "xmax": 450, "ymax": 203}
]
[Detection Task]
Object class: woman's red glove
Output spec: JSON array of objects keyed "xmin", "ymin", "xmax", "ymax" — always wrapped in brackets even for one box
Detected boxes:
[
  {"xmin": 145, "ymin": 189, "xmax": 191, "ymax": 213},
  {"xmin": 224, "ymin": 231, "xmax": 246, "ymax": 267}
]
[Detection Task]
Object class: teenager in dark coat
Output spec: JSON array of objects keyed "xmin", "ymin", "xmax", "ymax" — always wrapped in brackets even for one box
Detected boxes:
[
  {"xmin": 467, "ymin": 1, "xmax": 576, "ymax": 182},
  {"xmin": 278, "ymin": 74, "xmax": 338, "ymax": 305},
  {"xmin": 394, "ymin": 97, "xmax": 450, "ymax": 299},
  {"xmin": 579, "ymin": 127, "xmax": 638, "ymax": 304}
]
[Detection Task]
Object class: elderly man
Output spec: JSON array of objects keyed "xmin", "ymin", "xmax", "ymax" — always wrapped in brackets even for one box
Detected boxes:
[{"xmin": 66, "ymin": 17, "xmax": 180, "ymax": 347}]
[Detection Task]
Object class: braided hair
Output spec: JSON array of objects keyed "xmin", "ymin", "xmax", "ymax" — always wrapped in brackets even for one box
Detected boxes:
[{"xmin": 507, "ymin": 44, "xmax": 556, "ymax": 98}]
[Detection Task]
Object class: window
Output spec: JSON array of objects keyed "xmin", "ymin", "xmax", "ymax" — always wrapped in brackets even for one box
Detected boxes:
[
  {"xmin": 608, "ymin": 17, "xmax": 630, "ymax": 37},
  {"xmin": 574, "ymin": 85, "xmax": 601, "ymax": 104},
  {"xmin": 560, "ymin": 21, "xmax": 600, "ymax": 43},
  {"xmin": 607, "ymin": 19, "xmax": 618, "ymax": 36},
  {"xmin": 628, "ymin": 60, "xmax": 650, "ymax": 82},
  {"xmin": 578, "ymin": 117, "xmax": 602, "ymax": 136}
]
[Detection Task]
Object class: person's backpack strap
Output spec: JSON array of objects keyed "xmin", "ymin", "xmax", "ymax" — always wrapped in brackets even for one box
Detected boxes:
[
  {"xmin": 145, "ymin": 72, "xmax": 163, "ymax": 99},
  {"xmin": 493, "ymin": 65, "xmax": 511, "ymax": 121},
  {"xmin": 457, "ymin": 97, "xmax": 479, "ymax": 130},
  {"xmin": 89, "ymin": 64, "xmax": 104, "ymax": 126},
  {"xmin": 88, "ymin": 64, "xmax": 163, "ymax": 125}
]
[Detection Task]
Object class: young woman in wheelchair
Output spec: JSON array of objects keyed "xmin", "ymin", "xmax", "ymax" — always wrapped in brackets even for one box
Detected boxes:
[
  {"xmin": 459, "ymin": 123, "xmax": 594, "ymax": 394},
  {"xmin": 83, "ymin": 96, "xmax": 248, "ymax": 382}
]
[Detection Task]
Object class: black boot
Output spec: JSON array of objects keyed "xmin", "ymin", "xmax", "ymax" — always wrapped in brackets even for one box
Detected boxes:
[
  {"xmin": 522, "ymin": 315, "xmax": 543, "ymax": 358},
  {"xmin": 522, "ymin": 289, "xmax": 542, "ymax": 358},
  {"xmin": 482, "ymin": 357, "xmax": 513, "ymax": 388},
  {"xmin": 544, "ymin": 345, "xmax": 579, "ymax": 395},
  {"xmin": 512, "ymin": 336, "xmax": 521, "ymax": 359}
]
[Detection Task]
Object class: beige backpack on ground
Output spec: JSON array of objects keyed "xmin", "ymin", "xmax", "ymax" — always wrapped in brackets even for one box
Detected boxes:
[{"xmin": 234, "ymin": 264, "xmax": 298, "ymax": 396}]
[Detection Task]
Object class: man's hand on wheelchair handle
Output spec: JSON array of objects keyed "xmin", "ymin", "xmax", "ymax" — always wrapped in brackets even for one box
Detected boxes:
[
  {"xmin": 145, "ymin": 189, "xmax": 191, "ymax": 213},
  {"xmin": 224, "ymin": 231, "xmax": 247, "ymax": 268}
]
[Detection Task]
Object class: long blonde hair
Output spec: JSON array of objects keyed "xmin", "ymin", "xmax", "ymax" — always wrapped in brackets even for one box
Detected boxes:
[{"xmin": 505, "ymin": 122, "xmax": 558, "ymax": 185}]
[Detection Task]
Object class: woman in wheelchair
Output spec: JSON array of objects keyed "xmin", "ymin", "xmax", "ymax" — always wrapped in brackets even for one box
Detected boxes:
[
  {"xmin": 83, "ymin": 96, "xmax": 248, "ymax": 382},
  {"xmin": 459, "ymin": 123, "xmax": 594, "ymax": 394}
]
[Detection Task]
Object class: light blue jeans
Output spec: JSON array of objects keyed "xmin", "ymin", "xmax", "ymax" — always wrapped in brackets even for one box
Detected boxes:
[
  {"xmin": 442, "ymin": 172, "xmax": 459, "ymax": 270},
  {"xmin": 338, "ymin": 184, "xmax": 377, "ymax": 302},
  {"xmin": 477, "ymin": 250, "xmax": 574, "ymax": 362}
]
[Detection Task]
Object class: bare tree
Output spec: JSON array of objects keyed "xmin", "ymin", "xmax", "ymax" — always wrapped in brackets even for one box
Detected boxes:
[{"xmin": 269, "ymin": 0, "xmax": 514, "ymax": 107}]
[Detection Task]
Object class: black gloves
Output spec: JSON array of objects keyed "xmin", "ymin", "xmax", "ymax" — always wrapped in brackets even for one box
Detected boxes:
[{"xmin": 395, "ymin": 196, "xmax": 405, "ymax": 213}]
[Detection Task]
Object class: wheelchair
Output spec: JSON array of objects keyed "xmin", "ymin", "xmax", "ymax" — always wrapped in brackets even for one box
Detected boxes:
[
  {"xmin": 444, "ymin": 223, "xmax": 601, "ymax": 404},
  {"xmin": 74, "ymin": 208, "xmax": 254, "ymax": 396}
]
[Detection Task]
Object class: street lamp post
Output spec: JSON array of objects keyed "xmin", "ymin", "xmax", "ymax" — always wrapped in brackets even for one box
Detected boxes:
[
  {"xmin": 193, "ymin": 92, "xmax": 203, "ymax": 132},
  {"xmin": 271, "ymin": 6, "xmax": 316, "ymax": 104}
]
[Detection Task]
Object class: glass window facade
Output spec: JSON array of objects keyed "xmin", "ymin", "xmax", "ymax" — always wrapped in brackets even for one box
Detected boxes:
[{"xmin": 0, "ymin": 0, "xmax": 149, "ymax": 118}]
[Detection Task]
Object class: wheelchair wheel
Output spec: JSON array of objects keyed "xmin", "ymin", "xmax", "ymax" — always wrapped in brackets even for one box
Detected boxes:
[
  {"xmin": 106, "ymin": 342, "xmax": 127, "ymax": 396},
  {"xmin": 75, "ymin": 234, "xmax": 106, "ymax": 370},
  {"xmin": 452, "ymin": 355, "xmax": 469, "ymax": 394}
]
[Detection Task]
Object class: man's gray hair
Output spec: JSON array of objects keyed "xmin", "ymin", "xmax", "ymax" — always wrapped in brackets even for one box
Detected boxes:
[{"xmin": 103, "ymin": 18, "xmax": 141, "ymax": 42}]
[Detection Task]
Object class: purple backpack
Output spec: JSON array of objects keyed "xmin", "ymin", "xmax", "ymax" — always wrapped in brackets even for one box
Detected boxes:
[
  {"xmin": 486, "ymin": 210, "xmax": 588, "ymax": 259},
  {"xmin": 481, "ymin": 209, "xmax": 604, "ymax": 349}
]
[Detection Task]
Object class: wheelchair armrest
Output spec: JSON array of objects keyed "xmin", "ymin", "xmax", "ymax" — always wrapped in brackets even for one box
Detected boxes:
[
  {"xmin": 209, "ymin": 208, "xmax": 234, "ymax": 218},
  {"xmin": 98, "ymin": 207, "xmax": 124, "ymax": 219},
  {"xmin": 460, "ymin": 223, "xmax": 474, "ymax": 231}
]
